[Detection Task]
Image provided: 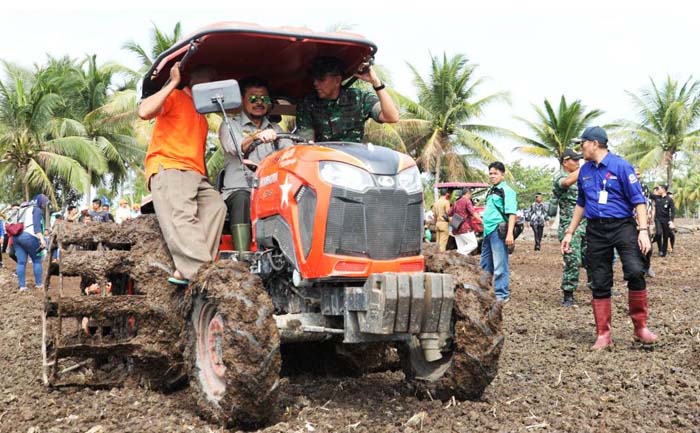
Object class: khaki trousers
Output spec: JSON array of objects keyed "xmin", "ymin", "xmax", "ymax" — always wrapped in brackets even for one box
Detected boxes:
[
  {"xmin": 436, "ymin": 221, "xmax": 450, "ymax": 252},
  {"xmin": 151, "ymin": 168, "xmax": 226, "ymax": 280}
]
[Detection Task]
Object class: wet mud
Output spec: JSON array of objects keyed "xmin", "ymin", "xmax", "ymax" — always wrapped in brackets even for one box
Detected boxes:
[{"xmin": 1, "ymin": 225, "xmax": 699, "ymax": 432}]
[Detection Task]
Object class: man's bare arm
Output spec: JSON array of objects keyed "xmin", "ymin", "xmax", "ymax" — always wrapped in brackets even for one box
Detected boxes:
[
  {"xmin": 137, "ymin": 62, "xmax": 181, "ymax": 120},
  {"xmin": 355, "ymin": 66, "xmax": 399, "ymax": 123}
]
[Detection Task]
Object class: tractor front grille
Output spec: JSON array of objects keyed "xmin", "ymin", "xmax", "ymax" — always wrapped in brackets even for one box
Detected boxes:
[{"xmin": 324, "ymin": 187, "xmax": 422, "ymax": 260}]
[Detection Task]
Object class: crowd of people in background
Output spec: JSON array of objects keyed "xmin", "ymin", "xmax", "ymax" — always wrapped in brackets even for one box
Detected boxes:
[{"xmin": 0, "ymin": 196, "xmax": 141, "ymax": 293}]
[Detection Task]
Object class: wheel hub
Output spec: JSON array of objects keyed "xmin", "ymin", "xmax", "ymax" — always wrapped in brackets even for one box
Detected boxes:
[{"xmin": 196, "ymin": 303, "xmax": 226, "ymax": 400}]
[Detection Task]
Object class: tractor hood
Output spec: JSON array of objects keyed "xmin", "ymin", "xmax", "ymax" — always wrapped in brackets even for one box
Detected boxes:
[
  {"xmin": 142, "ymin": 22, "xmax": 377, "ymax": 100},
  {"xmin": 320, "ymin": 142, "xmax": 403, "ymax": 175}
]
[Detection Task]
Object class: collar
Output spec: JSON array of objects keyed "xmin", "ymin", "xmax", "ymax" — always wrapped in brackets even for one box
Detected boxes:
[
  {"xmin": 594, "ymin": 151, "xmax": 611, "ymax": 167},
  {"xmin": 236, "ymin": 111, "xmax": 271, "ymax": 130}
]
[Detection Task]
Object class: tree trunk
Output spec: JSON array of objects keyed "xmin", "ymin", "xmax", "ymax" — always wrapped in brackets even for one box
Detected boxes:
[
  {"xmin": 665, "ymin": 151, "xmax": 673, "ymax": 190},
  {"xmin": 433, "ymin": 150, "xmax": 442, "ymax": 202},
  {"xmin": 22, "ymin": 165, "xmax": 29, "ymax": 201},
  {"xmin": 86, "ymin": 167, "xmax": 92, "ymax": 205}
]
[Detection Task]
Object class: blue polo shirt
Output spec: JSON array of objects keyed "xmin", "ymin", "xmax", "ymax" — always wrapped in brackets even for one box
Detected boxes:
[{"xmin": 576, "ymin": 152, "xmax": 646, "ymax": 219}]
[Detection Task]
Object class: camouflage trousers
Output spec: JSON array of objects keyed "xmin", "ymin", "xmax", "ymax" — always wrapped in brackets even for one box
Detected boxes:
[{"xmin": 558, "ymin": 222, "xmax": 587, "ymax": 292}]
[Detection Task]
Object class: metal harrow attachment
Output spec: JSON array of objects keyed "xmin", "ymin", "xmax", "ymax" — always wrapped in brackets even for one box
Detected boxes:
[{"xmin": 41, "ymin": 218, "xmax": 183, "ymax": 389}]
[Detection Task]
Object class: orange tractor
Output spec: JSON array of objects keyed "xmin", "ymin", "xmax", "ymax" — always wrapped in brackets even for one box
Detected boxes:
[{"xmin": 42, "ymin": 23, "xmax": 503, "ymax": 428}]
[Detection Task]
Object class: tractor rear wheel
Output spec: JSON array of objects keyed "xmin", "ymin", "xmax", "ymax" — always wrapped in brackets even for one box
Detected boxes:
[{"xmin": 188, "ymin": 262, "xmax": 281, "ymax": 427}]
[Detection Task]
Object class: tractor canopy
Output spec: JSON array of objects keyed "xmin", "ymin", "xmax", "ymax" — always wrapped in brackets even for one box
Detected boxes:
[{"xmin": 141, "ymin": 22, "xmax": 377, "ymax": 102}]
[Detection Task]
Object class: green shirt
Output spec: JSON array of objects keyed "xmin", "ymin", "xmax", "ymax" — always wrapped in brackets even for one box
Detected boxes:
[
  {"xmin": 482, "ymin": 181, "xmax": 518, "ymax": 236},
  {"xmin": 296, "ymin": 87, "xmax": 381, "ymax": 143}
]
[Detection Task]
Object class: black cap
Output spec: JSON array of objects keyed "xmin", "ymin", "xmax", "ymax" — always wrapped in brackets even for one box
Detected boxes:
[
  {"xmin": 572, "ymin": 126, "xmax": 608, "ymax": 145},
  {"xmin": 561, "ymin": 148, "xmax": 582, "ymax": 161},
  {"xmin": 310, "ymin": 56, "xmax": 345, "ymax": 78}
]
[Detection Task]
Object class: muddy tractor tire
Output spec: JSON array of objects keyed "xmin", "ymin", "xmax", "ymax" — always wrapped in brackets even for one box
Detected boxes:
[
  {"xmin": 187, "ymin": 261, "xmax": 281, "ymax": 427},
  {"xmin": 401, "ymin": 245, "xmax": 504, "ymax": 400}
]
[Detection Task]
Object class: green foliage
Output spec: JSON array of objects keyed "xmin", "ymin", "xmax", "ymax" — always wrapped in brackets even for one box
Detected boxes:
[
  {"xmin": 507, "ymin": 160, "xmax": 556, "ymax": 209},
  {"xmin": 616, "ymin": 76, "xmax": 700, "ymax": 190},
  {"xmin": 371, "ymin": 53, "xmax": 509, "ymax": 188},
  {"xmin": 514, "ymin": 95, "xmax": 604, "ymax": 161},
  {"xmin": 122, "ymin": 22, "xmax": 182, "ymax": 73}
]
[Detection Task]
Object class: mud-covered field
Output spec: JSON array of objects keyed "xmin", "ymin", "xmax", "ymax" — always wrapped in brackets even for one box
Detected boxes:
[{"xmin": 1, "ymin": 225, "xmax": 699, "ymax": 433}]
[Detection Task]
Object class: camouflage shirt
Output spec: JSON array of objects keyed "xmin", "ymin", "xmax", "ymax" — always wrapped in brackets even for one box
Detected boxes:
[
  {"xmin": 552, "ymin": 169, "xmax": 580, "ymax": 223},
  {"xmin": 296, "ymin": 87, "xmax": 382, "ymax": 143}
]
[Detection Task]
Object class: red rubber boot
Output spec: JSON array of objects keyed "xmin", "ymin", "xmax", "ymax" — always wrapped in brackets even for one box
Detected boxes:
[
  {"xmin": 628, "ymin": 290, "xmax": 659, "ymax": 344},
  {"xmin": 591, "ymin": 298, "xmax": 613, "ymax": 350}
]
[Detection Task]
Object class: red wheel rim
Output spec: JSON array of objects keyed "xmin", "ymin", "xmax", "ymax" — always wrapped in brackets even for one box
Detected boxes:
[{"xmin": 196, "ymin": 303, "xmax": 226, "ymax": 400}]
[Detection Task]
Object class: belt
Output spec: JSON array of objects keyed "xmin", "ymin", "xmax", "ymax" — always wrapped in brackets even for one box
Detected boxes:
[{"xmin": 588, "ymin": 217, "xmax": 634, "ymax": 224}]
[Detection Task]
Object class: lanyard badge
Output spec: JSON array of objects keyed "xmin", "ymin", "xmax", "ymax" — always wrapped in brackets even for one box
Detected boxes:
[{"xmin": 598, "ymin": 176, "xmax": 608, "ymax": 204}]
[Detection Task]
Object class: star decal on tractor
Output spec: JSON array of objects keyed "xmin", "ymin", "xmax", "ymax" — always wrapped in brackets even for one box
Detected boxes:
[{"xmin": 280, "ymin": 175, "xmax": 292, "ymax": 208}]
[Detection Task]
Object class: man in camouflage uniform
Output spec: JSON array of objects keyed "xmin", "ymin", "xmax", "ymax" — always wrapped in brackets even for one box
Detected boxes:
[
  {"xmin": 296, "ymin": 56, "xmax": 399, "ymax": 142},
  {"xmin": 552, "ymin": 148, "xmax": 587, "ymax": 307}
]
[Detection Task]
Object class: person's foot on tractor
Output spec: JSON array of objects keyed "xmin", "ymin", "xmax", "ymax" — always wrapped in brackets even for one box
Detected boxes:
[{"xmin": 168, "ymin": 270, "xmax": 189, "ymax": 286}]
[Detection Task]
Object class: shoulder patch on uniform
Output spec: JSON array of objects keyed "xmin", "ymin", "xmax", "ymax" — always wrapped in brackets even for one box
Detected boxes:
[{"xmin": 629, "ymin": 174, "xmax": 638, "ymax": 184}]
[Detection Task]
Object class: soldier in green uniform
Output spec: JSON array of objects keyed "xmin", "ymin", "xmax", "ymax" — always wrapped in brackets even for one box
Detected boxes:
[
  {"xmin": 552, "ymin": 148, "xmax": 587, "ymax": 307},
  {"xmin": 296, "ymin": 56, "xmax": 399, "ymax": 143}
]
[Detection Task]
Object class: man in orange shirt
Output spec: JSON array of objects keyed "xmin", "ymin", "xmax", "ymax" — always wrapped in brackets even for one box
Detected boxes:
[{"xmin": 139, "ymin": 62, "xmax": 226, "ymax": 285}]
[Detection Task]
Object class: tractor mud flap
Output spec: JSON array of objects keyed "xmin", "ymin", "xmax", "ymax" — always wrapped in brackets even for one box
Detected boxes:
[{"xmin": 343, "ymin": 273, "xmax": 454, "ymax": 343}]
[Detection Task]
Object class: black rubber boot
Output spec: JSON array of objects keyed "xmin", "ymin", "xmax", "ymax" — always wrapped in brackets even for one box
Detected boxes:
[{"xmin": 561, "ymin": 291, "xmax": 575, "ymax": 307}]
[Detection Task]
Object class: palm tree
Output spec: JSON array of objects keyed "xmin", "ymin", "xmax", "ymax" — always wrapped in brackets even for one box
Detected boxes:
[
  {"xmin": 388, "ymin": 53, "xmax": 509, "ymax": 192},
  {"xmin": 0, "ymin": 61, "xmax": 106, "ymax": 202},
  {"xmin": 122, "ymin": 22, "xmax": 183, "ymax": 73},
  {"xmin": 514, "ymin": 95, "xmax": 604, "ymax": 161},
  {"xmin": 617, "ymin": 76, "xmax": 700, "ymax": 190}
]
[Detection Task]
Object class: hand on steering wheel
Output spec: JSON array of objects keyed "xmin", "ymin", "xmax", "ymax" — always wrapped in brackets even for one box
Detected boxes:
[{"xmin": 248, "ymin": 132, "xmax": 307, "ymax": 155}]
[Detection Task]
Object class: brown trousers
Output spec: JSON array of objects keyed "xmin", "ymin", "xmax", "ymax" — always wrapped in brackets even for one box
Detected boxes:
[{"xmin": 150, "ymin": 168, "xmax": 226, "ymax": 280}]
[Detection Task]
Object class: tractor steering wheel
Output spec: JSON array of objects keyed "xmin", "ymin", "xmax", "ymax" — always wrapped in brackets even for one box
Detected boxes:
[{"xmin": 248, "ymin": 133, "xmax": 306, "ymax": 156}]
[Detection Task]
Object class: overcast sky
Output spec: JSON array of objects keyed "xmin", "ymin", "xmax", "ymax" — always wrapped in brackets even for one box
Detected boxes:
[{"xmin": 2, "ymin": 0, "xmax": 698, "ymax": 166}]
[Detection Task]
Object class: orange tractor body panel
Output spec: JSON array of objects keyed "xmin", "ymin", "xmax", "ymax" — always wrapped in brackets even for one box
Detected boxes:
[{"xmin": 250, "ymin": 144, "xmax": 424, "ymax": 280}]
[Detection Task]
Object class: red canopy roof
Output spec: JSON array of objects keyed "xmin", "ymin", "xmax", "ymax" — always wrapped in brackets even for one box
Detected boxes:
[{"xmin": 142, "ymin": 22, "xmax": 377, "ymax": 100}]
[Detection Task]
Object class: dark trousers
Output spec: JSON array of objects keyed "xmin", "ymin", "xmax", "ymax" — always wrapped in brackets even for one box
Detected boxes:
[
  {"xmin": 654, "ymin": 218, "xmax": 672, "ymax": 254},
  {"xmin": 0, "ymin": 234, "xmax": 5, "ymax": 264},
  {"xmin": 225, "ymin": 190, "xmax": 251, "ymax": 233},
  {"xmin": 532, "ymin": 224, "xmax": 544, "ymax": 250},
  {"xmin": 586, "ymin": 218, "xmax": 646, "ymax": 299}
]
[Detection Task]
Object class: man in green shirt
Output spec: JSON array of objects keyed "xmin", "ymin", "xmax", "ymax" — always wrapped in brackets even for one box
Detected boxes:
[
  {"xmin": 296, "ymin": 56, "xmax": 399, "ymax": 143},
  {"xmin": 480, "ymin": 161, "xmax": 518, "ymax": 303}
]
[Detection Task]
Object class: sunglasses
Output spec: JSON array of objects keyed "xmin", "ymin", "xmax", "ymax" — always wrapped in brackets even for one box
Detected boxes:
[{"xmin": 247, "ymin": 95, "xmax": 272, "ymax": 104}]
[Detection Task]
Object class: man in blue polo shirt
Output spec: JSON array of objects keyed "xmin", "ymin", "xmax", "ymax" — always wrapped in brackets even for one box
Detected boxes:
[
  {"xmin": 561, "ymin": 126, "xmax": 658, "ymax": 350},
  {"xmin": 480, "ymin": 161, "xmax": 518, "ymax": 303}
]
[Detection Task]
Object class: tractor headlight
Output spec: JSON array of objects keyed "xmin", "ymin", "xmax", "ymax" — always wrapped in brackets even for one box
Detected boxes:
[
  {"xmin": 397, "ymin": 166, "xmax": 422, "ymax": 194},
  {"xmin": 319, "ymin": 161, "xmax": 374, "ymax": 192}
]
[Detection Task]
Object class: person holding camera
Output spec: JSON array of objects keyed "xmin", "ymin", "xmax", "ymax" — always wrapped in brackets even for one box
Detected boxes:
[
  {"xmin": 296, "ymin": 56, "xmax": 399, "ymax": 143},
  {"xmin": 479, "ymin": 161, "xmax": 517, "ymax": 303},
  {"xmin": 562, "ymin": 126, "xmax": 658, "ymax": 350}
]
